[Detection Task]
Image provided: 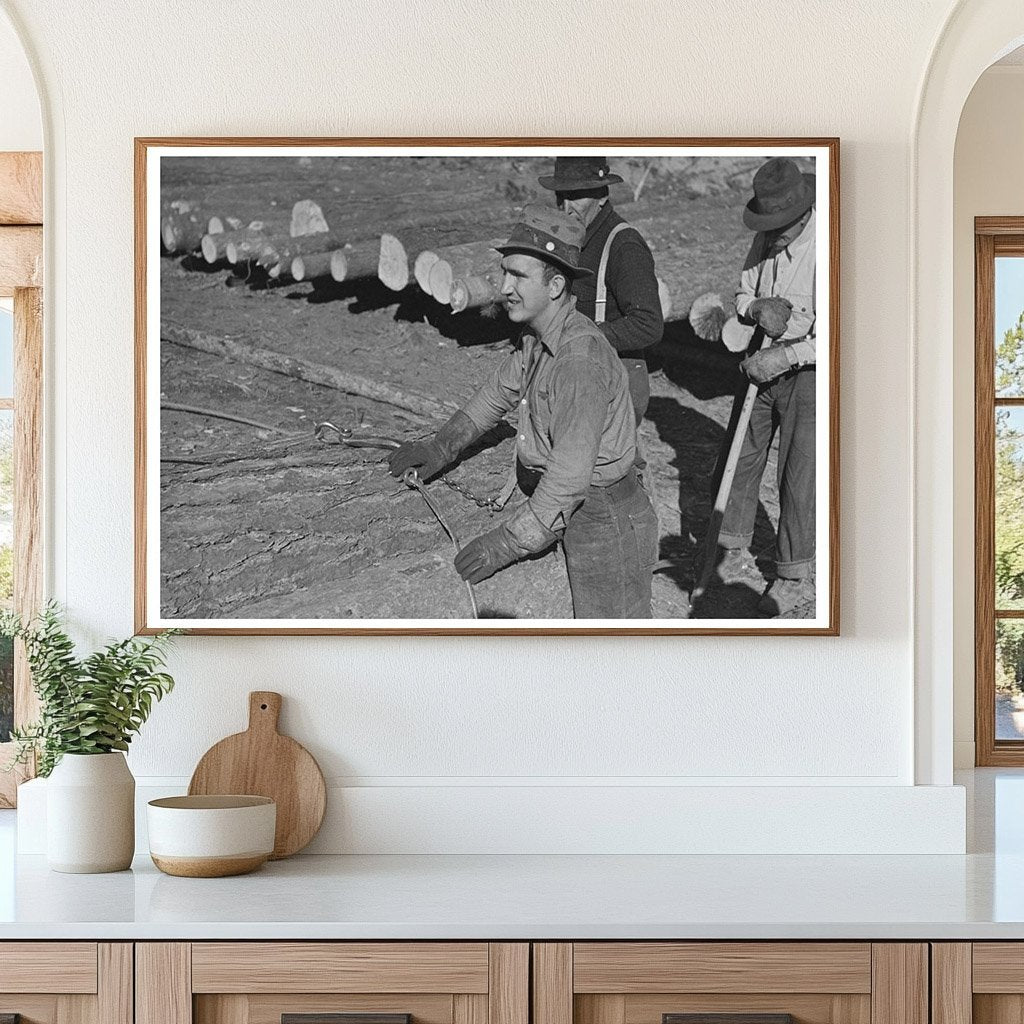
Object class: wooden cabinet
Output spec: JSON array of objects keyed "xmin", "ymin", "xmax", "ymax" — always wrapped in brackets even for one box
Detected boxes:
[
  {"xmin": 135, "ymin": 944, "xmax": 528, "ymax": 1024},
  {"xmin": 932, "ymin": 943, "xmax": 1023, "ymax": 1024},
  {"xmin": 0, "ymin": 943, "xmax": 132, "ymax": 1024},
  {"xmin": 532, "ymin": 944, "xmax": 928, "ymax": 1024}
]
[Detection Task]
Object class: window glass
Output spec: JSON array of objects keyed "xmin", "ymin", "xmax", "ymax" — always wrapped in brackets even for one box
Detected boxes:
[{"xmin": 996, "ymin": 257, "xmax": 1024, "ymax": 397}]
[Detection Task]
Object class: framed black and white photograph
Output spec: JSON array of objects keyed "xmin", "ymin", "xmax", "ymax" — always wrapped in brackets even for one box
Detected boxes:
[{"xmin": 135, "ymin": 138, "xmax": 839, "ymax": 635}]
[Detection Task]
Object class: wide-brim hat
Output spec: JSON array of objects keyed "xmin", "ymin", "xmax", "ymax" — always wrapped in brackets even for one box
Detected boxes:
[
  {"xmin": 494, "ymin": 204, "xmax": 593, "ymax": 279},
  {"xmin": 743, "ymin": 158, "xmax": 816, "ymax": 231},
  {"xmin": 538, "ymin": 155, "xmax": 623, "ymax": 192}
]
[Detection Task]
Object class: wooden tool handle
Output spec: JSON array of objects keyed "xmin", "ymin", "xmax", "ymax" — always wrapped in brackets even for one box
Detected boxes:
[{"xmin": 248, "ymin": 691, "xmax": 282, "ymax": 733}]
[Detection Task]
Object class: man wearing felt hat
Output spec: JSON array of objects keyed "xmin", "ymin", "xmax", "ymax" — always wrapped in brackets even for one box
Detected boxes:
[
  {"xmin": 717, "ymin": 157, "xmax": 818, "ymax": 617},
  {"xmin": 538, "ymin": 155, "xmax": 664, "ymax": 426},
  {"xmin": 389, "ymin": 205, "xmax": 659, "ymax": 618}
]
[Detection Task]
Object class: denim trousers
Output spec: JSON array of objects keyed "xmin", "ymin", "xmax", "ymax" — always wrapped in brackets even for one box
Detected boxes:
[
  {"xmin": 719, "ymin": 366, "xmax": 816, "ymax": 580},
  {"xmin": 561, "ymin": 469, "xmax": 659, "ymax": 618}
]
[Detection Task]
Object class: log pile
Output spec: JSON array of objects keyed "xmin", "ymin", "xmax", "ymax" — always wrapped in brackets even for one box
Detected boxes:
[{"xmin": 166, "ymin": 194, "xmax": 687, "ymax": 322}]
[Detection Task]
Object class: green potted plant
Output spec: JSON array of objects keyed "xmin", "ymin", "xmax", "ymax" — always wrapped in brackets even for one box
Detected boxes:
[{"xmin": 2, "ymin": 603, "xmax": 178, "ymax": 873}]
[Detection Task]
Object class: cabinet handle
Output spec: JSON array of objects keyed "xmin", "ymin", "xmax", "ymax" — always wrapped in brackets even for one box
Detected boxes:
[
  {"xmin": 283, "ymin": 1015, "xmax": 411, "ymax": 1024},
  {"xmin": 664, "ymin": 1016, "xmax": 794, "ymax": 1024}
]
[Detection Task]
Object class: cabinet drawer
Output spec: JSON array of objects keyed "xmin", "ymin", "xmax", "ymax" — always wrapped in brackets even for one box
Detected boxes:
[
  {"xmin": 0, "ymin": 943, "xmax": 130, "ymax": 1024},
  {"xmin": 139, "ymin": 943, "xmax": 528, "ymax": 1024},
  {"xmin": 534, "ymin": 944, "xmax": 925, "ymax": 1024},
  {"xmin": 0, "ymin": 942, "xmax": 98, "ymax": 993}
]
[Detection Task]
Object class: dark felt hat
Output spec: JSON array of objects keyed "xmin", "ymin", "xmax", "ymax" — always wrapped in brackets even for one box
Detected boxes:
[
  {"xmin": 538, "ymin": 155, "xmax": 623, "ymax": 192},
  {"xmin": 494, "ymin": 204, "xmax": 593, "ymax": 279},
  {"xmin": 743, "ymin": 158, "xmax": 816, "ymax": 231}
]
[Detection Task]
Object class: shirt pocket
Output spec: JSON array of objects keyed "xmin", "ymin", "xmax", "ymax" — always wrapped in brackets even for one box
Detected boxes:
[
  {"xmin": 529, "ymin": 386, "xmax": 553, "ymax": 439},
  {"xmin": 783, "ymin": 289, "xmax": 815, "ymax": 337}
]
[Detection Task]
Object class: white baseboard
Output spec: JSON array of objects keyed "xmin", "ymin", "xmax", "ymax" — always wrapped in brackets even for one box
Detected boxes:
[{"xmin": 17, "ymin": 778, "xmax": 967, "ymax": 856}]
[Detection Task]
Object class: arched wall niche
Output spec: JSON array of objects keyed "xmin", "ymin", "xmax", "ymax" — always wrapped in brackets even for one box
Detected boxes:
[{"xmin": 914, "ymin": 1, "xmax": 1024, "ymax": 785}]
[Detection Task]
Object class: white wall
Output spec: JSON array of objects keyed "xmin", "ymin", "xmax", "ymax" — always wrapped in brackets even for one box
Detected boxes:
[
  {"xmin": 0, "ymin": 7, "xmax": 39, "ymax": 151},
  {"xmin": 0, "ymin": 0, "xmax": 978, "ymax": 852},
  {"xmin": 952, "ymin": 65, "xmax": 1024, "ymax": 767}
]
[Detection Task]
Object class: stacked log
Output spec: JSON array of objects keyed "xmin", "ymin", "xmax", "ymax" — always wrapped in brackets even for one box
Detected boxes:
[
  {"xmin": 450, "ymin": 270, "xmax": 502, "ymax": 313},
  {"xmin": 377, "ymin": 233, "xmax": 409, "ymax": 291},
  {"xmin": 161, "ymin": 200, "xmax": 213, "ymax": 254},
  {"xmin": 201, "ymin": 222, "xmax": 266, "ymax": 264},
  {"xmin": 256, "ymin": 232, "xmax": 345, "ymax": 278},
  {"xmin": 226, "ymin": 231, "xmax": 272, "ymax": 264},
  {"xmin": 425, "ymin": 239, "xmax": 503, "ymax": 305},
  {"xmin": 413, "ymin": 250, "xmax": 440, "ymax": 293},
  {"xmin": 291, "ymin": 250, "xmax": 339, "ymax": 281}
]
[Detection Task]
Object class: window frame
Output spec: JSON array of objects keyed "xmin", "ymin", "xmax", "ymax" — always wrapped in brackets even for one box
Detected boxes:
[
  {"xmin": 975, "ymin": 217, "xmax": 1024, "ymax": 765},
  {"xmin": 0, "ymin": 151, "xmax": 43, "ymax": 807}
]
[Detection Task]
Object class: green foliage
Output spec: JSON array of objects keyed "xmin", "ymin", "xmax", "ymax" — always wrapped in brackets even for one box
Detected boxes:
[
  {"xmin": 997, "ymin": 621, "xmax": 1024, "ymax": 694},
  {"xmin": 995, "ymin": 408, "xmax": 1024, "ymax": 607},
  {"xmin": 997, "ymin": 310, "xmax": 1024, "ymax": 396},
  {"xmin": 0, "ymin": 603, "xmax": 179, "ymax": 777}
]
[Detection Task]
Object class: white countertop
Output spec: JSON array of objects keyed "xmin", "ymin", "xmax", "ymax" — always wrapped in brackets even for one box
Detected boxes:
[
  {"xmin": 3, "ymin": 849, "xmax": 1024, "ymax": 940},
  {"xmin": 3, "ymin": 769, "xmax": 1023, "ymax": 941}
]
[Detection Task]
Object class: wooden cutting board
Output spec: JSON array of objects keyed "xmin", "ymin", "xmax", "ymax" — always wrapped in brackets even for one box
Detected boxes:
[{"xmin": 188, "ymin": 691, "xmax": 326, "ymax": 859}]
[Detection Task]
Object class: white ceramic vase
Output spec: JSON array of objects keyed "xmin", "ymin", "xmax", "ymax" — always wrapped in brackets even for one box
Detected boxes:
[{"xmin": 46, "ymin": 752, "xmax": 135, "ymax": 873}]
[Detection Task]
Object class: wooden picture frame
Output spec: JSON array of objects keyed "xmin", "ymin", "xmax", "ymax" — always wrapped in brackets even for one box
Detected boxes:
[{"xmin": 135, "ymin": 137, "xmax": 839, "ymax": 635}]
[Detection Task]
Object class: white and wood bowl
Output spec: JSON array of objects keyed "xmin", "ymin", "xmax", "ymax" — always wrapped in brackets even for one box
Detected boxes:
[{"xmin": 147, "ymin": 795, "xmax": 276, "ymax": 877}]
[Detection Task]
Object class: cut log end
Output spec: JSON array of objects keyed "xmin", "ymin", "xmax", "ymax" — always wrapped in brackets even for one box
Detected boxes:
[
  {"xmin": 414, "ymin": 250, "xmax": 440, "ymax": 295},
  {"xmin": 450, "ymin": 272, "xmax": 502, "ymax": 313},
  {"xmin": 207, "ymin": 216, "xmax": 225, "ymax": 235},
  {"xmin": 428, "ymin": 260, "xmax": 455, "ymax": 306},
  {"xmin": 378, "ymin": 232, "xmax": 409, "ymax": 291},
  {"xmin": 200, "ymin": 234, "xmax": 220, "ymax": 264},
  {"xmin": 330, "ymin": 250, "xmax": 348, "ymax": 282}
]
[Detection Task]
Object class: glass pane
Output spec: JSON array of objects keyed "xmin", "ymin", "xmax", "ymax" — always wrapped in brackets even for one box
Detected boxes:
[
  {"xmin": 996, "ymin": 256, "xmax": 1024, "ymax": 397},
  {"xmin": 0, "ymin": 410, "xmax": 12, "ymax": 743},
  {"xmin": 997, "ymin": 620, "xmax": 1024, "ymax": 740},
  {"xmin": 997, "ymin": 407, "xmax": 1024, "ymax": 610},
  {"xmin": 0, "ymin": 305, "xmax": 11, "ymax": 399}
]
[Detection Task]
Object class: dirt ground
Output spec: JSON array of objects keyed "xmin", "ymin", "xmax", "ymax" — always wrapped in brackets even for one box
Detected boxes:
[{"xmin": 158, "ymin": 155, "xmax": 810, "ymax": 621}]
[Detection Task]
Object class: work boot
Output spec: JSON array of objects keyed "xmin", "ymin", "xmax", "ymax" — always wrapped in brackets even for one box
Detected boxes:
[
  {"xmin": 716, "ymin": 546, "xmax": 758, "ymax": 584},
  {"xmin": 757, "ymin": 577, "xmax": 815, "ymax": 617}
]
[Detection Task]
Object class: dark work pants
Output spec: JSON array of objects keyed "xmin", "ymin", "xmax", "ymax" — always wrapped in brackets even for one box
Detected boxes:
[
  {"xmin": 718, "ymin": 366, "xmax": 816, "ymax": 580},
  {"xmin": 561, "ymin": 469, "xmax": 659, "ymax": 618}
]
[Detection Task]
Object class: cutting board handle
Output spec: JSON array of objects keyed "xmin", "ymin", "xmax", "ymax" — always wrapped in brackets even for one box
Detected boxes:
[{"xmin": 248, "ymin": 691, "xmax": 282, "ymax": 734}]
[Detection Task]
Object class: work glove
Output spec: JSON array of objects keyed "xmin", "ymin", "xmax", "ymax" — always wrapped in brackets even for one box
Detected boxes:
[
  {"xmin": 747, "ymin": 297, "xmax": 793, "ymax": 339},
  {"xmin": 454, "ymin": 525, "xmax": 521, "ymax": 584},
  {"xmin": 389, "ymin": 410, "xmax": 479, "ymax": 481},
  {"xmin": 740, "ymin": 345, "xmax": 794, "ymax": 384}
]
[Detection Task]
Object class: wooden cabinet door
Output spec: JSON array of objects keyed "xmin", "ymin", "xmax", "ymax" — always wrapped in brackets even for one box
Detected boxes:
[
  {"xmin": 137, "ymin": 943, "xmax": 528, "ymax": 1024},
  {"xmin": 533, "ymin": 944, "xmax": 927, "ymax": 1024},
  {"xmin": 940, "ymin": 943, "xmax": 1024, "ymax": 1024},
  {"xmin": 0, "ymin": 943, "xmax": 131, "ymax": 1024}
]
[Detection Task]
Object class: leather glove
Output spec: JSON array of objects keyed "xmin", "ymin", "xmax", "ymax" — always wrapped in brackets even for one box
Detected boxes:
[
  {"xmin": 747, "ymin": 297, "xmax": 793, "ymax": 339},
  {"xmin": 454, "ymin": 525, "xmax": 521, "ymax": 584},
  {"xmin": 740, "ymin": 346, "xmax": 794, "ymax": 384},
  {"xmin": 389, "ymin": 410, "xmax": 479, "ymax": 481},
  {"xmin": 389, "ymin": 437, "xmax": 448, "ymax": 480}
]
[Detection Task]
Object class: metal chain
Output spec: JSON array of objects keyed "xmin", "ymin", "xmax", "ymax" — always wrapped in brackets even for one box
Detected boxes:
[{"xmin": 438, "ymin": 474, "xmax": 503, "ymax": 512}]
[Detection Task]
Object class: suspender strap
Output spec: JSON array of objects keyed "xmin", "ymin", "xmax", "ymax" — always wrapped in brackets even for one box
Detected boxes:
[{"xmin": 594, "ymin": 223, "xmax": 629, "ymax": 324}]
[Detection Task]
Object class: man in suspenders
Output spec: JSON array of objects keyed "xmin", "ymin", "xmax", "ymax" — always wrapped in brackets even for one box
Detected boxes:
[
  {"xmin": 389, "ymin": 206, "xmax": 659, "ymax": 618},
  {"xmin": 718, "ymin": 158, "xmax": 818, "ymax": 617},
  {"xmin": 537, "ymin": 156, "xmax": 664, "ymax": 425}
]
